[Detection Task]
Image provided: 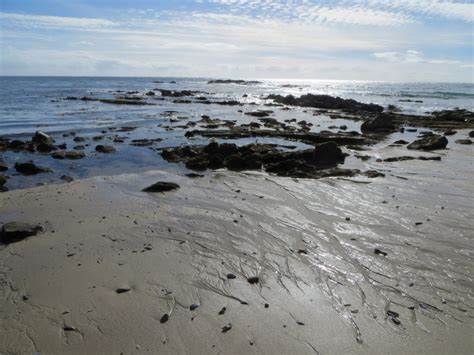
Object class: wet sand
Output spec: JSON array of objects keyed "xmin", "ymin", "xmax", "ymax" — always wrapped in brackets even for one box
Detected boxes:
[{"xmin": 1, "ymin": 138, "xmax": 473, "ymax": 354}]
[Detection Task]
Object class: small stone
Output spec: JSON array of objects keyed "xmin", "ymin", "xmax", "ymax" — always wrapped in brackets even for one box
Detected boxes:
[
  {"xmin": 218, "ymin": 307, "xmax": 226, "ymax": 315},
  {"xmin": 221, "ymin": 323, "xmax": 232, "ymax": 333},
  {"xmin": 95, "ymin": 145, "xmax": 116, "ymax": 153},
  {"xmin": 115, "ymin": 287, "xmax": 131, "ymax": 294},
  {"xmin": 61, "ymin": 175, "xmax": 74, "ymax": 183},
  {"xmin": 374, "ymin": 248, "xmax": 387, "ymax": 256},
  {"xmin": 142, "ymin": 182, "xmax": 180, "ymax": 193},
  {"xmin": 455, "ymin": 139, "xmax": 472, "ymax": 145},
  {"xmin": 247, "ymin": 276, "xmax": 259, "ymax": 284},
  {"xmin": 0, "ymin": 161, "xmax": 8, "ymax": 172},
  {"xmin": 1, "ymin": 222, "xmax": 44, "ymax": 245},
  {"xmin": 160, "ymin": 314, "xmax": 169, "ymax": 323},
  {"xmin": 15, "ymin": 162, "xmax": 52, "ymax": 175},
  {"xmin": 190, "ymin": 304, "xmax": 199, "ymax": 311},
  {"xmin": 226, "ymin": 273, "xmax": 237, "ymax": 279}
]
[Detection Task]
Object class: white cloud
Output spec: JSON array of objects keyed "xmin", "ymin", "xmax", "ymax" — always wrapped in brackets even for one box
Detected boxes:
[
  {"xmin": 0, "ymin": 12, "xmax": 116, "ymax": 30},
  {"xmin": 373, "ymin": 49, "xmax": 461, "ymax": 65}
]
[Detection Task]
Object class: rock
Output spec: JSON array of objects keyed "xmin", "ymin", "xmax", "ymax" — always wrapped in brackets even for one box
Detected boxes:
[
  {"xmin": 221, "ymin": 323, "xmax": 232, "ymax": 333},
  {"xmin": 32, "ymin": 131, "xmax": 53, "ymax": 145},
  {"xmin": 266, "ymin": 93, "xmax": 384, "ymax": 113},
  {"xmin": 469, "ymin": 130, "xmax": 474, "ymax": 138},
  {"xmin": 51, "ymin": 151, "xmax": 86, "ymax": 160},
  {"xmin": 145, "ymin": 91, "xmax": 155, "ymax": 96},
  {"xmin": 218, "ymin": 307, "xmax": 227, "ymax": 315},
  {"xmin": 407, "ymin": 135, "xmax": 448, "ymax": 151},
  {"xmin": 247, "ymin": 276, "xmax": 259, "ymax": 284},
  {"xmin": 8, "ymin": 140, "xmax": 27, "ymax": 151},
  {"xmin": 208, "ymin": 79, "xmax": 261, "ymax": 85},
  {"xmin": 73, "ymin": 136, "xmax": 86, "ymax": 142},
  {"xmin": 360, "ymin": 114, "xmax": 394, "ymax": 132},
  {"xmin": 115, "ymin": 287, "xmax": 131, "ymax": 294},
  {"xmin": 387, "ymin": 310, "xmax": 401, "ymax": 325},
  {"xmin": 225, "ymin": 154, "xmax": 247, "ymax": 171},
  {"xmin": 61, "ymin": 175, "xmax": 74, "ymax": 183},
  {"xmin": 0, "ymin": 161, "xmax": 8, "ymax": 172},
  {"xmin": 185, "ymin": 173, "xmax": 204, "ymax": 178},
  {"xmin": 36, "ymin": 142, "xmax": 56, "ymax": 153},
  {"xmin": 189, "ymin": 304, "xmax": 199, "ymax": 311},
  {"xmin": 431, "ymin": 108, "xmax": 474, "ymax": 122},
  {"xmin": 245, "ymin": 111, "xmax": 271, "ymax": 117},
  {"xmin": 444, "ymin": 130, "xmax": 457, "ymax": 136},
  {"xmin": 142, "ymin": 181, "xmax": 180, "ymax": 193},
  {"xmin": 313, "ymin": 141, "xmax": 346, "ymax": 165},
  {"xmin": 160, "ymin": 314, "xmax": 169, "ymax": 323},
  {"xmin": 374, "ymin": 248, "xmax": 387, "ymax": 256},
  {"xmin": 0, "ymin": 174, "xmax": 6, "ymax": 186},
  {"xmin": 0, "ymin": 222, "xmax": 44, "ymax": 244},
  {"xmin": 95, "ymin": 145, "xmax": 116, "ymax": 153},
  {"xmin": 15, "ymin": 162, "xmax": 52, "ymax": 175},
  {"xmin": 393, "ymin": 140, "xmax": 408, "ymax": 145},
  {"xmin": 227, "ymin": 273, "xmax": 237, "ymax": 279},
  {"xmin": 455, "ymin": 139, "xmax": 472, "ymax": 145}
]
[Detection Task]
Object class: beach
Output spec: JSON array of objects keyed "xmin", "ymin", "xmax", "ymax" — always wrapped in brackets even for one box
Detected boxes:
[{"xmin": 1, "ymin": 134, "xmax": 473, "ymax": 353}]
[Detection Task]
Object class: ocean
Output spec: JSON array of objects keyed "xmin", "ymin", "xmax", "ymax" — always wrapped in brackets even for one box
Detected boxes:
[
  {"xmin": 0, "ymin": 76, "xmax": 473, "ymax": 190},
  {"xmin": 1, "ymin": 77, "xmax": 473, "ymax": 136}
]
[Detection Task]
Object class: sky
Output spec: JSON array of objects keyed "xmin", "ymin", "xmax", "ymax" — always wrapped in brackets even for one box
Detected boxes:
[{"xmin": 0, "ymin": 0, "xmax": 473, "ymax": 81}]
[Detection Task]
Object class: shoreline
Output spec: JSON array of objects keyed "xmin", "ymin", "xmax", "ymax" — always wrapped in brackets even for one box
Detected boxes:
[{"xmin": 1, "ymin": 157, "xmax": 473, "ymax": 353}]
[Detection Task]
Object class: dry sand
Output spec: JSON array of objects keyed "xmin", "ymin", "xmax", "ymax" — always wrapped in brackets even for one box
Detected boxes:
[{"xmin": 1, "ymin": 140, "xmax": 473, "ymax": 354}]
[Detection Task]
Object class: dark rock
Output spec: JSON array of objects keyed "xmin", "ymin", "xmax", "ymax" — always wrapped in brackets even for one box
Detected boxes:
[
  {"xmin": 387, "ymin": 310, "xmax": 401, "ymax": 325},
  {"xmin": 51, "ymin": 151, "xmax": 85, "ymax": 160},
  {"xmin": 61, "ymin": 175, "xmax": 74, "ymax": 183},
  {"xmin": 247, "ymin": 276, "xmax": 259, "ymax": 284},
  {"xmin": 313, "ymin": 141, "xmax": 346, "ymax": 165},
  {"xmin": 32, "ymin": 131, "xmax": 53, "ymax": 145},
  {"xmin": 393, "ymin": 140, "xmax": 408, "ymax": 145},
  {"xmin": 36, "ymin": 142, "xmax": 56, "ymax": 153},
  {"xmin": 158, "ymin": 89, "xmax": 199, "ymax": 97},
  {"xmin": 185, "ymin": 173, "xmax": 204, "ymax": 178},
  {"xmin": 73, "ymin": 136, "xmax": 86, "ymax": 143},
  {"xmin": 407, "ymin": 135, "xmax": 448, "ymax": 150},
  {"xmin": 115, "ymin": 287, "xmax": 131, "ymax": 294},
  {"xmin": 383, "ymin": 156, "xmax": 441, "ymax": 162},
  {"xmin": 0, "ymin": 161, "xmax": 8, "ymax": 172},
  {"xmin": 145, "ymin": 91, "xmax": 155, "ymax": 96},
  {"xmin": 225, "ymin": 154, "xmax": 247, "ymax": 171},
  {"xmin": 469, "ymin": 130, "xmax": 474, "ymax": 138},
  {"xmin": 0, "ymin": 222, "xmax": 44, "ymax": 244},
  {"xmin": 221, "ymin": 323, "xmax": 232, "ymax": 333},
  {"xmin": 374, "ymin": 248, "xmax": 387, "ymax": 256},
  {"xmin": 190, "ymin": 304, "xmax": 199, "ymax": 311},
  {"xmin": 245, "ymin": 111, "xmax": 271, "ymax": 117},
  {"xmin": 8, "ymin": 140, "xmax": 27, "ymax": 151},
  {"xmin": 227, "ymin": 273, "xmax": 237, "ymax": 279},
  {"xmin": 208, "ymin": 79, "xmax": 261, "ymax": 85},
  {"xmin": 267, "ymin": 93, "xmax": 383, "ymax": 113},
  {"xmin": 15, "ymin": 162, "xmax": 52, "ymax": 175},
  {"xmin": 455, "ymin": 139, "xmax": 472, "ymax": 145},
  {"xmin": 160, "ymin": 314, "xmax": 169, "ymax": 323},
  {"xmin": 361, "ymin": 114, "xmax": 394, "ymax": 132},
  {"xmin": 95, "ymin": 145, "xmax": 116, "ymax": 153},
  {"xmin": 218, "ymin": 307, "xmax": 227, "ymax": 315},
  {"xmin": 444, "ymin": 130, "xmax": 457, "ymax": 136},
  {"xmin": 0, "ymin": 174, "xmax": 6, "ymax": 185},
  {"xmin": 431, "ymin": 108, "xmax": 474, "ymax": 122},
  {"xmin": 142, "ymin": 181, "xmax": 180, "ymax": 193},
  {"xmin": 186, "ymin": 158, "xmax": 208, "ymax": 171}
]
